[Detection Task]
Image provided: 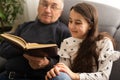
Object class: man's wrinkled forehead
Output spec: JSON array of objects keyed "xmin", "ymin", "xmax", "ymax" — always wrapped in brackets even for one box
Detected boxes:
[{"xmin": 40, "ymin": 0, "xmax": 64, "ymax": 8}]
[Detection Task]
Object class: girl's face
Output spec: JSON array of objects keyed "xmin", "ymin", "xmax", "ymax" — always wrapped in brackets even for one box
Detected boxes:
[{"xmin": 68, "ymin": 9, "xmax": 91, "ymax": 39}]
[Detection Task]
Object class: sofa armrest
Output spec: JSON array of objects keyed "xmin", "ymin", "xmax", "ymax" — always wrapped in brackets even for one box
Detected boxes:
[
  {"xmin": 109, "ymin": 58, "xmax": 120, "ymax": 80},
  {"xmin": 114, "ymin": 27, "xmax": 120, "ymax": 51}
]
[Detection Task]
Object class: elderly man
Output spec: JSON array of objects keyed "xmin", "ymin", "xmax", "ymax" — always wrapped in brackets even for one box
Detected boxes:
[{"xmin": 0, "ymin": 0, "xmax": 71, "ymax": 80}]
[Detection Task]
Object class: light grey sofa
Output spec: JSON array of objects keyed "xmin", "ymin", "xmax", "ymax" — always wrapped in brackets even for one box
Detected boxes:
[{"xmin": 59, "ymin": 0, "xmax": 120, "ymax": 80}]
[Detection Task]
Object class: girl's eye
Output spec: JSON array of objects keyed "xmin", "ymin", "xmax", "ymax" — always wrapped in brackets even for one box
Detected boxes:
[{"xmin": 75, "ymin": 22, "xmax": 82, "ymax": 25}]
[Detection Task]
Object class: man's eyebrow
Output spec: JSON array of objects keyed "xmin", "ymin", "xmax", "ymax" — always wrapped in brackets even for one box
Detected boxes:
[
  {"xmin": 40, "ymin": 0, "xmax": 47, "ymax": 3},
  {"xmin": 52, "ymin": 3, "xmax": 58, "ymax": 6}
]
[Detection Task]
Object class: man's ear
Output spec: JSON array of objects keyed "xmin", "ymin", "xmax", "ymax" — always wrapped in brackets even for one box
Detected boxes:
[{"xmin": 60, "ymin": 10, "xmax": 63, "ymax": 16}]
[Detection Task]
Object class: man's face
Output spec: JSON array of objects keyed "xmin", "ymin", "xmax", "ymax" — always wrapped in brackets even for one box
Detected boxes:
[{"xmin": 37, "ymin": 0, "xmax": 63, "ymax": 24}]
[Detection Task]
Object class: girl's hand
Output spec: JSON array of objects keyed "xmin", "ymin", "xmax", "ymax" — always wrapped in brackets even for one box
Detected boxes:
[
  {"xmin": 45, "ymin": 63, "xmax": 80, "ymax": 80},
  {"xmin": 45, "ymin": 66, "xmax": 61, "ymax": 80},
  {"xmin": 55, "ymin": 63, "xmax": 80, "ymax": 80}
]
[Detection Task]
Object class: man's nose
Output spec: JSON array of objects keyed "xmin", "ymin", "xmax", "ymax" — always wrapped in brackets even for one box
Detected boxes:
[{"xmin": 44, "ymin": 6, "xmax": 52, "ymax": 12}]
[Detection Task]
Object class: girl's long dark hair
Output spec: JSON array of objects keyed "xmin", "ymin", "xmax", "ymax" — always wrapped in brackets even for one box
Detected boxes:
[{"xmin": 71, "ymin": 3, "xmax": 116, "ymax": 73}]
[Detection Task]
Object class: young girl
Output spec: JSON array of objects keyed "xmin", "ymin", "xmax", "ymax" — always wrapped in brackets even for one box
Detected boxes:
[{"xmin": 45, "ymin": 3, "xmax": 120, "ymax": 80}]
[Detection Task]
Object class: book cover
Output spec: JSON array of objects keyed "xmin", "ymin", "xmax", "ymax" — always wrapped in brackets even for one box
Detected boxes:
[{"xmin": 0, "ymin": 33, "xmax": 58, "ymax": 57}]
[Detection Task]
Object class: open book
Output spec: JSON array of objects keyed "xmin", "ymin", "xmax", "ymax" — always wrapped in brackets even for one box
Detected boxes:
[{"xmin": 0, "ymin": 33, "xmax": 58, "ymax": 57}]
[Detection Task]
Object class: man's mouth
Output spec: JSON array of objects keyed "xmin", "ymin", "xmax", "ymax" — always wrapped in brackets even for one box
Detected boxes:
[{"xmin": 43, "ymin": 14, "xmax": 52, "ymax": 18}]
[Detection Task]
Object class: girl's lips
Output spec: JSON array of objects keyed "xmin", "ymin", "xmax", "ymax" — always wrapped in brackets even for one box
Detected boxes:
[{"xmin": 71, "ymin": 31, "xmax": 78, "ymax": 33}]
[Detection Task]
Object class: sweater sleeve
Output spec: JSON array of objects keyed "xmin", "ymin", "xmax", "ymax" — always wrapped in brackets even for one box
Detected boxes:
[
  {"xmin": 79, "ymin": 38, "xmax": 115, "ymax": 80},
  {"xmin": 58, "ymin": 40, "xmax": 71, "ymax": 67}
]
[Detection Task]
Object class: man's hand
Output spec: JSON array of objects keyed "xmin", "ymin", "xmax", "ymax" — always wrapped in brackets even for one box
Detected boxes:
[{"xmin": 23, "ymin": 54, "xmax": 49, "ymax": 69}]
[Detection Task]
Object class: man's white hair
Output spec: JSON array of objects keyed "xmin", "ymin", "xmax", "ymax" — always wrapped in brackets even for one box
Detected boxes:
[{"xmin": 61, "ymin": 0, "xmax": 64, "ymax": 9}]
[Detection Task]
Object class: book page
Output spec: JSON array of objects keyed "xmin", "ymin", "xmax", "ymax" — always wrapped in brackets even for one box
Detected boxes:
[{"xmin": 26, "ymin": 43, "xmax": 57, "ymax": 49}]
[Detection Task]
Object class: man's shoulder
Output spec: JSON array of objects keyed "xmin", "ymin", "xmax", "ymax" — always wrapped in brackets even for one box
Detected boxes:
[
  {"xmin": 14, "ymin": 20, "xmax": 36, "ymax": 33},
  {"xmin": 22, "ymin": 20, "xmax": 36, "ymax": 26},
  {"xmin": 18, "ymin": 20, "xmax": 36, "ymax": 28}
]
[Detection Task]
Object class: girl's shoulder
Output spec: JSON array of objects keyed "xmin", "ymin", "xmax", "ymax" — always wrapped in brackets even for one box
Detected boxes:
[
  {"xmin": 98, "ymin": 37, "xmax": 112, "ymax": 44},
  {"xmin": 97, "ymin": 37, "xmax": 113, "ymax": 47}
]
